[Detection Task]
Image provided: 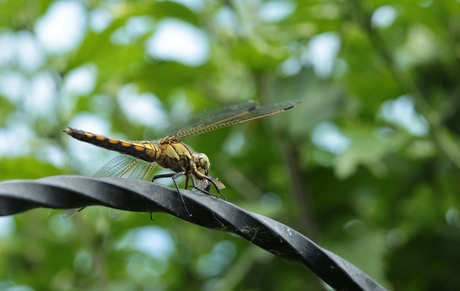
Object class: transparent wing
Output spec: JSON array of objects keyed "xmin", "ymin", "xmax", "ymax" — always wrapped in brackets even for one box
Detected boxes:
[
  {"xmin": 144, "ymin": 101, "xmax": 259, "ymax": 140},
  {"xmin": 62, "ymin": 206, "xmax": 125, "ymax": 220},
  {"xmin": 97, "ymin": 155, "xmax": 157, "ymax": 218},
  {"xmin": 94, "ymin": 155, "xmax": 157, "ymax": 180},
  {"xmin": 62, "ymin": 155, "xmax": 157, "ymax": 218},
  {"xmin": 61, "ymin": 207, "xmax": 85, "ymax": 219},
  {"xmin": 172, "ymin": 100, "xmax": 300, "ymax": 139},
  {"xmin": 170, "ymin": 101, "xmax": 259, "ymax": 139}
]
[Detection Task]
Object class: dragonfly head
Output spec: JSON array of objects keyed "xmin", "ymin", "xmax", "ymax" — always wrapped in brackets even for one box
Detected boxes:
[
  {"xmin": 194, "ymin": 153, "xmax": 211, "ymax": 175},
  {"xmin": 194, "ymin": 153, "xmax": 226, "ymax": 191}
]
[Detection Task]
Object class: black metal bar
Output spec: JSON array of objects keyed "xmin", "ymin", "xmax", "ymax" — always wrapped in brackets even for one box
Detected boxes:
[{"xmin": 0, "ymin": 176, "xmax": 386, "ymax": 291}]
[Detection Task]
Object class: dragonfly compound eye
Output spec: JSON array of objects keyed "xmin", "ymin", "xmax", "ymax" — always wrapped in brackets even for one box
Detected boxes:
[{"xmin": 197, "ymin": 153, "xmax": 210, "ymax": 171}]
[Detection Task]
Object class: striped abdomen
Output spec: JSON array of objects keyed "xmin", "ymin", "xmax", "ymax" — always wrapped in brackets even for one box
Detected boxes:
[{"xmin": 64, "ymin": 127, "xmax": 160, "ymax": 163}]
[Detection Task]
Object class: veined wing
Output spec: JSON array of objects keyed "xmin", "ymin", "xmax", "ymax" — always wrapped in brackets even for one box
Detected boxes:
[
  {"xmin": 94, "ymin": 155, "xmax": 157, "ymax": 180},
  {"xmin": 96, "ymin": 155, "xmax": 157, "ymax": 218},
  {"xmin": 62, "ymin": 155, "xmax": 156, "ymax": 218},
  {"xmin": 172, "ymin": 100, "xmax": 300, "ymax": 139},
  {"xmin": 144, "ymin": 101, "xmax": 259, "ymax": 141}
]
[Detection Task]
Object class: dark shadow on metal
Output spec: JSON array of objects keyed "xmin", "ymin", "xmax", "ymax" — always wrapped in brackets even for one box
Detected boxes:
[{"xmin": 0, "ymin": 175, "xmax": 385, "ymax": 291}]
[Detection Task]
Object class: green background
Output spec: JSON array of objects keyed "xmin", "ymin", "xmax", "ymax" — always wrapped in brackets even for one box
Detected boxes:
[{"xmin": 1, "ymin": 0, "xmax": 459, "ymax": 290}]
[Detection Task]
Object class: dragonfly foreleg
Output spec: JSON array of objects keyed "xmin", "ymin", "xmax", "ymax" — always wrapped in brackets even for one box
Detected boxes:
[
  {"xmin": 152, "ymin": 172, "xmax": 191, "ymax": 217},
  {"xmin": 188, "ymin": 176, "xmax": 217, "ymax": 199},
  {"xmin": 206, "ymin": 177, "xmax": 226, "ymax": 200},
  {"xmin": 184, "ymin": 175, "xmax": 192, "ymax": 190},
  {"xmin": 193, "ymin": 177, "xmax": 226, "ymax": 200}
]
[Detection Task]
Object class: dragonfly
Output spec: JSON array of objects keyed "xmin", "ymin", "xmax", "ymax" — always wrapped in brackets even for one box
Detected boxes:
[{"xmin": 63, "ymin": 100, "xmax": 300, "ymax": 216}]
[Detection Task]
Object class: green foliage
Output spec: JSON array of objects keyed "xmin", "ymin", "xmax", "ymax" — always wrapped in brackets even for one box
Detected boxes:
[{"xmin": 1, "ymin": 0, "xmax": 459, "ymax": 290}]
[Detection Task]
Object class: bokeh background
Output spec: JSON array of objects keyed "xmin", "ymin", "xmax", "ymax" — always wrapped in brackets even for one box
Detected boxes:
[{"xmin": 1, "ymin": 0, "xmax": 460, "ymax": 290}]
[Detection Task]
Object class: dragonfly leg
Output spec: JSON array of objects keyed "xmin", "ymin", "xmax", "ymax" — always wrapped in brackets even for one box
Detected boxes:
[
  {"xmin": 152, "ymin": 172, "xmax": 192, "ymax": 217},
  {"xmin": 193, "ymin": 186, "xmax": 219, "ymax": 199},
  {"xmin": 193, "ymin": 177, "xmax": 225, "ymax": 200},
  {"xmin": 191, "ymin": 177, "xmax": 218, "ymax": 198},
  {"xmin": 184, "ymin": 175, "xmax": 191, "ymax": 190},
  {"xmin": 171, "ymin": 172, "xmax": 192, "ymax": 216},
  {"xmin": 152, "ymin": 172, "xmax": 176, "ymax": 181},
  {"xmin": 205, "ymin": 177, "xmax": 226, "ymax": 200}
]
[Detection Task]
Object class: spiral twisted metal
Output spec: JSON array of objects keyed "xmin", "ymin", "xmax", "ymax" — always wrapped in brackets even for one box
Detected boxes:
[{"xmin": 0, "ymin": 176, "xmax": 385, "ymax": 291}]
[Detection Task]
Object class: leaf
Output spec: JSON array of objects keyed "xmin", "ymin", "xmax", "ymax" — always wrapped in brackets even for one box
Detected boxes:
[{"xmin": 336, "ymin": 126, "xmax": 409, "ymax": 178}]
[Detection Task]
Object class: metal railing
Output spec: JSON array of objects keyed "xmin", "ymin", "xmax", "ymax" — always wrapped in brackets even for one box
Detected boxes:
[{"xmin": 0, "ymin": 176, "xmax": 385, "ymax": 291}]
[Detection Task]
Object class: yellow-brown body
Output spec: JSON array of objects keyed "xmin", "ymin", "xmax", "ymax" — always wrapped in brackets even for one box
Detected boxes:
[
  {"xmin": 63, "ymin": 100, "xmax": 300, "ymax": 216},
  {"xmin": 63, "ymin": 127, "xmax": 223, "ymax": 189}
]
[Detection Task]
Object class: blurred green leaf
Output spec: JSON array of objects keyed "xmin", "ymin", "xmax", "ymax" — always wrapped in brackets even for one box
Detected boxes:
[
  {"xmin": 0, "ymin": 157, "xmax": 61, "ymax": 180},
  {"xmin": 336, "ymin": 126, "xmax": 409, "ymax": 178}
]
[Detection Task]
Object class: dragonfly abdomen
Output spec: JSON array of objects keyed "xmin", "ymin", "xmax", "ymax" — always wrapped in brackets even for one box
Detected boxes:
[{"xmin": 64, "ymin": 127, "xmax": 160, "ymax": 162}]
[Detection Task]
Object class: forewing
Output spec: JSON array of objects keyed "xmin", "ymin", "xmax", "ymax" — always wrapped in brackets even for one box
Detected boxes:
[
  {"xmin": 171, "ymin": 100, "xmax": 300, "ymax": 139},
  {"xmin": 141, "ymin": 101, "xmax": 259, "ymax": 141},
  {"xmin": 204, "ymin": 100, "xmax": 300, "ymax": 131},
  {"xmin": 170, "ymin": 101, "xmax": 259, "ymax": 139}
]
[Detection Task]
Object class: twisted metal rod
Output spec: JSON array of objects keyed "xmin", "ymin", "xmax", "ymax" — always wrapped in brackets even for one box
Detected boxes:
[{"xmin": 0, "ymin": 175, "xmax": 385, "ymax": 291}]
